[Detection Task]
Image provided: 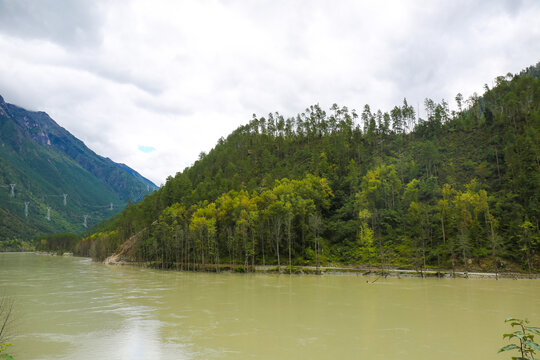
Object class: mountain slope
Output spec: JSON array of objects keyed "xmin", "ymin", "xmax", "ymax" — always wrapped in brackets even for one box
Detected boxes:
[
  {"xmin": 0, "ymin": 95, "xmax": 158, "ymax": 243},
  {"xmin": 82, "ymin": 64, "xmax": 539, "ymax": 272}
]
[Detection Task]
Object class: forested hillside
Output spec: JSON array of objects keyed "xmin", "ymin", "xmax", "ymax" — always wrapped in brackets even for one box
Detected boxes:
[{"xmin": 79, "ymin": 64, "xmax": 540, "ymax": 273}]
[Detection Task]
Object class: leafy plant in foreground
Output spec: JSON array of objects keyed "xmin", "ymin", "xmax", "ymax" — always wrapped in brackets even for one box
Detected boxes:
[
  {"xmin": 0, "ymin": 344, "xmax": 14, "ymax": 360},
  {"xmin": 0, "ymin": 296, "xmax": 13, "ymax": 360},
  {"xmin": 499, "ymin": 318, "xmax": 540, "ymax": 359}
]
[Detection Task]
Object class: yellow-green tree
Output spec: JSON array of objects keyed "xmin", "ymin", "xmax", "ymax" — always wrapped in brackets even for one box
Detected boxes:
[{"xmin": 190, "ymin": 203, "xmax": 217, "ymax": 269}]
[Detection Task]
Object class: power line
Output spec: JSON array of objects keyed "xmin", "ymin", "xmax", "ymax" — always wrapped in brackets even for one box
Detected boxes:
[{"xmin": 1, "ymin": 182, "xmax": 153, "ymax": 227}]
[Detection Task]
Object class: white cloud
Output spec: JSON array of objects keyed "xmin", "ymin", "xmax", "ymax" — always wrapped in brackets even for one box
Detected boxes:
[{"xmin": 0, "ymin": 0, "xmax": 539, "ymax": 185}]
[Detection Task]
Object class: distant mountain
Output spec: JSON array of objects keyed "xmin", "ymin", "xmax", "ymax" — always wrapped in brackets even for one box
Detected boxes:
[{"xmin": 0, "ymin": 95, "xmax": 158, "ymax": 242}]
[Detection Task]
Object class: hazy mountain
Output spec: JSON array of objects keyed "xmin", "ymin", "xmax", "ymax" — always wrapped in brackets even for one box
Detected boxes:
[{"xmin": 0, "ymin": 95, "xmax": 158, "ymax": 242}]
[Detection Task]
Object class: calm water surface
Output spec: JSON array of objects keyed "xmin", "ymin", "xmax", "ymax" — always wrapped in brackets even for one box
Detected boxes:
[{"xmin": 0, "ymin": 253, "xmax": 538, "ymax": 359}]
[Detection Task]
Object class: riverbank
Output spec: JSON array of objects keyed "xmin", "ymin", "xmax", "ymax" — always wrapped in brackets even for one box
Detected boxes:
[
  {"xmin": 99, "ymin": 253, "xmax": 539, "ymax": 279},
  {"xmin": 34, "ymin": 251, "xmax": 73, "ymax": 256},
  {"xmin": 255, "ymin": 265, "xmax": 540, "ymax": 279}
]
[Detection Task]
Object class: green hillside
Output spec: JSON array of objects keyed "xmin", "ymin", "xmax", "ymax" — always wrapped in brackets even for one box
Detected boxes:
[
  {"xmin": 79, "ymin": 64, "xmax": 539, "ymax": 273},
  {"xmin": 0, "ymin": 96, "xmax": 157, "ymax": 246}
]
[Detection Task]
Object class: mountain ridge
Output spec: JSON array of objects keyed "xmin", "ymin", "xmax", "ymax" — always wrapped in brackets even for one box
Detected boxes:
[{"xmin": 0, "ymin": 95, "xmax": 158, "ymax": 243}]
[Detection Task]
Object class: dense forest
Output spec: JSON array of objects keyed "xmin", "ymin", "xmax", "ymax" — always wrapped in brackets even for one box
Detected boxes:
[{"xmin": 77, "ymin": 64, "xmax": 540, "ymax": 273}]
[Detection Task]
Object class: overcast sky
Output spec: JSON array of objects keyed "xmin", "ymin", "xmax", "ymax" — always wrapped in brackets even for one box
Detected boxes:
[{"xmin": 0, "ymin": 0, "xmax": 539, "ymax": 185}]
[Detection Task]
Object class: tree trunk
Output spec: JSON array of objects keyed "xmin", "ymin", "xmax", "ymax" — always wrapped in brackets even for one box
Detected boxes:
[
  {"xmin": 274, "ymin": 218, "xmax": 282, "ymax": 271},
  {"xmin": 287, "ymin": 215, "xmax": 293, "ymax": 274},
  {"xmin": 490, "ymin": 217, "xmax": 498, "ymax": 278}
]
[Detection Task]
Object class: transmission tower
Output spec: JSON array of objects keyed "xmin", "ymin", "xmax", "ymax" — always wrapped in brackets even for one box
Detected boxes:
[
  {"xmin": 110, "ymin": 202, "xmax": 113, "ymax": 211},
  {"xmin": 24, "ymin": 202, "xmax": 29, "ymax": 217},
  {"xmin": 83, "ymin": 215, "xmax": 88, "ymax": 228},
  {"xmin": 63, "ymin": 193, "xmax": 68, "ymax": 206},
  {"xmin": 46, "ymin": 207, "xmax": 51, "ymax": 221},
  {"xmin": 9, "ymin": 184, "xmax": 15, "ymax": 197}
]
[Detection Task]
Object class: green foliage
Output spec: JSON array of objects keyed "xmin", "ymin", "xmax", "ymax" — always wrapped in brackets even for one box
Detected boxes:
[
  {"xmin": 74, "ymin": 230, "xmax": 120, "ymax": 261},
  {"xmin": 36, "ymin": 233, "xmax": 80, "ymax": 253},
  {"xmin": 83, "ymin": 64, "xmax": 540, "ymax": 272},
  {"xmin": 499, "ymin": 318, "xmax": 539, "ymax": 359},
  {"xmin": 0, "ymin": 238, "xmax": 33, "ymax": 252},
  {"xmin": 0, "ymin": 350, "xmax": 14, "ymax": 360}
]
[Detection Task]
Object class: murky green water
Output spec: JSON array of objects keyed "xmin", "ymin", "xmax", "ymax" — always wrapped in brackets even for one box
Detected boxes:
[{"xmin": 0, "ymin": 253, "xmax": 538, "ymax": 359}]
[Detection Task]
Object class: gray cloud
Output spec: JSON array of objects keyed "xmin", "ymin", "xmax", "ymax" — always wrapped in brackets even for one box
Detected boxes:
[
  {"xmin": 134, "ymin": 99, "xmax": 191, "ymax": 116},
  {"xmin": 0, "ymin": 0, "xmax": 106, "ymax": 48},
  {"xmin": 0, "ymin": 0, "xmax": 539, "ymax": 185},
  {"xmin": 74, "ymin": 61, "xmax": 165, "ymax": 95}
]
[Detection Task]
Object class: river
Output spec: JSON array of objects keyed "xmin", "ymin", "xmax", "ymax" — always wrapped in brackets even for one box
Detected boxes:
[{"xmin": 0, "ymin": 253, "xmax": 538, "ymax": 359}]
